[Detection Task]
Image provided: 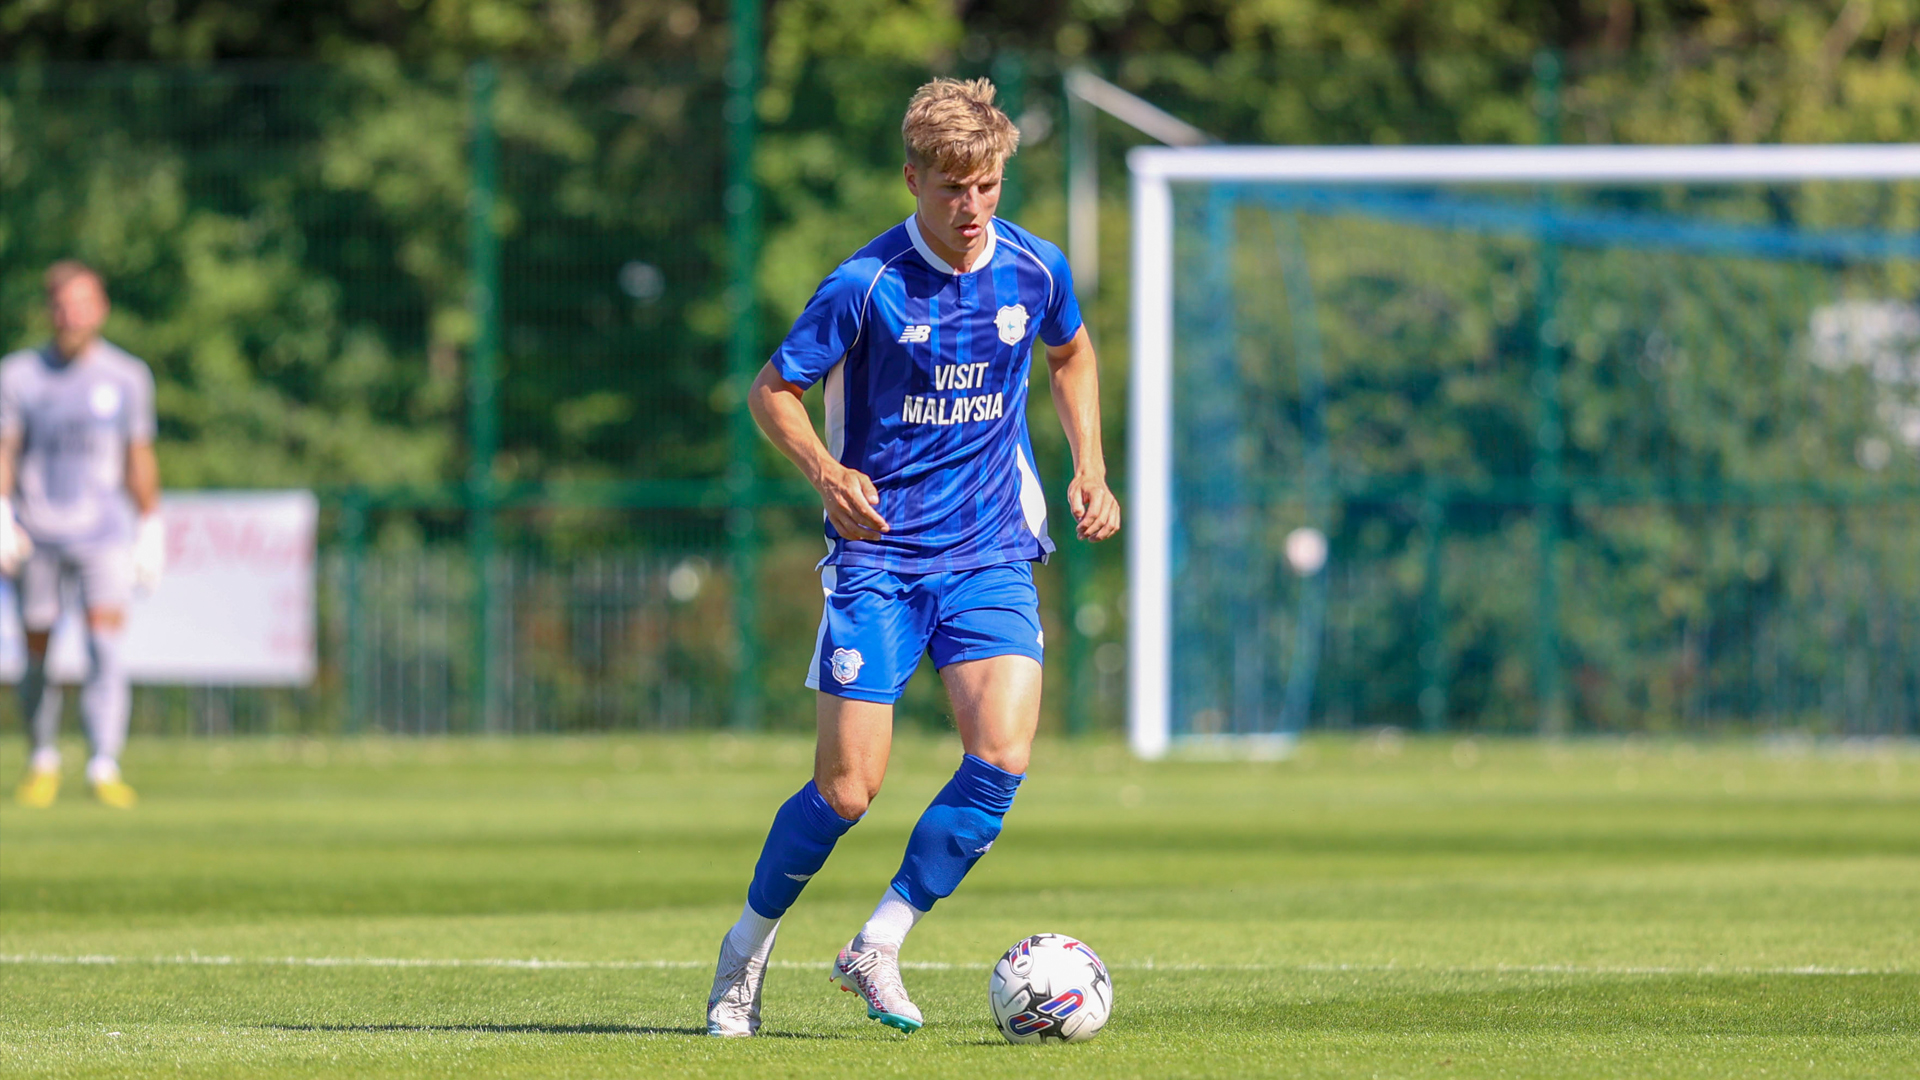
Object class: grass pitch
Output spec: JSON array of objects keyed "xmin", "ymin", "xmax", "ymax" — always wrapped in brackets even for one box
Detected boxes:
[{"xmin": 2, "ymin": 732, "xmax": 1915, "ymax": 1078}]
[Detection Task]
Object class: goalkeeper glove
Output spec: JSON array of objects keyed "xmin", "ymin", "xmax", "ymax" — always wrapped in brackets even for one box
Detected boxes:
[
  {"xmin": 133, "ymin": 513, "xmax": 165, "ymax": 593},
  {"xmin": 0, "ymin": 498, "xmax": 32, "ymax": 577}
]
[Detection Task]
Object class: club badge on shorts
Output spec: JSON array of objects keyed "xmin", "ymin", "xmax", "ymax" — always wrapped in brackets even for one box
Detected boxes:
[
  {"xmin": 829, "ymin": 647, "xmax": 865, "ymax": 685},
  {"xmin": 995, "ymin": 304, "xmax": 1028, "ymax": 346}
]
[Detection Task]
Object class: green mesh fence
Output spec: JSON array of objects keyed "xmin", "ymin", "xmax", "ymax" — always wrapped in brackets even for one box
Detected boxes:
[{"xmin": 2, "ymin": 59, "xmax": 1916, "ymax": 738}]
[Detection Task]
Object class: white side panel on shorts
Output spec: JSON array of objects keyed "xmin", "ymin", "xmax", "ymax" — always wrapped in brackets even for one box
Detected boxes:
[{"xmin": 803, "ymin": 566, "xmax": 837, "ymax": 691}]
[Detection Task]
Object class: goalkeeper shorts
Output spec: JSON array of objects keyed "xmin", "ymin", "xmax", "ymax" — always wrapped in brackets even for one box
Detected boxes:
[{"xmin": 17, "ymin": 541, "xmax": 134, "ymax": 629}]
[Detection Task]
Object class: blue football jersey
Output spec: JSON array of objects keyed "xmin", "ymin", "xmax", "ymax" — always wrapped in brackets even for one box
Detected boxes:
[{"xmin": 771, "ymin": 215, "xmax": 1083, "ymax": 573}]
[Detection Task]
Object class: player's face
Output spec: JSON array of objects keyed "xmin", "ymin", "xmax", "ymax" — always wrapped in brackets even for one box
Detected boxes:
[
  {"xmin": 905, "ymin": 160, "xmax": 1003, "ymax": 262},
  {"xmin": 48, "ymin": 274, "xmax": 109, "ymax": 358}
]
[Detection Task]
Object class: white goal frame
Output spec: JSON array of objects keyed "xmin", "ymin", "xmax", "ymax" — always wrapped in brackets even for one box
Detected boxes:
[{"xmin": 1127, "ymin": 143, "xmax": 1920, "ymax": 759}]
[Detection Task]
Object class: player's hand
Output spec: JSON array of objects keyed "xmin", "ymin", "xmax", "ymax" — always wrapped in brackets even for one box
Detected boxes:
[
  {"xmin": 814, "ymin": 463, "xmax": 889, "ymax": 541},
  {"xmin": 1067, "ymin": 472, "xmax": 1121, "ymax": 542},
  {"xmin": 0, "ymin": 498, "xmax": 31, "ymax": 576},
  {"xmin": 132, "ymin": 513, "xmax": 165, "ymax": 593}
]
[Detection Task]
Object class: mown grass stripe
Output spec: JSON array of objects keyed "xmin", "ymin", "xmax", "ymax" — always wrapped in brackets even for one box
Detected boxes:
[{"xmin": 0, "ymin": 954, "xmax": 1902, "ymax": 976}]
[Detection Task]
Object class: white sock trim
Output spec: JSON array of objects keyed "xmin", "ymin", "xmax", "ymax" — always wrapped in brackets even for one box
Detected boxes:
[
  {"xmin": 86, "ymin": 757, "xmax": 121, "ymax": 784},
  {"xmin": 29, "ymin": 747, "xmax": 61, "ymax": 774},
  {"xmin": 723, "ymin": 901, "xmax": 780, "ymax": 962},
  {"xmin": 858, "ymin": 888, "xmax": 926, "ymax": 949}
]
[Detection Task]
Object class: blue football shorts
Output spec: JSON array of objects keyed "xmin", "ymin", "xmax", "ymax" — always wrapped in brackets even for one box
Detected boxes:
[{"xmin": 805, "ymin": 561, "xmax": 1045, "ymax": 704}]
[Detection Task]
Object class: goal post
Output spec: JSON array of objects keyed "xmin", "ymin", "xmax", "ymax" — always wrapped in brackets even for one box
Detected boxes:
[{"xmin": 1128, "ymin": 144, "xmax": 1920, "ymax": 759}]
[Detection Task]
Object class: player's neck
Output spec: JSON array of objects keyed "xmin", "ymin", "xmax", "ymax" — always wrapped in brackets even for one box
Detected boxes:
[
  {"xmin": 913, "ymin": 210, "xmax": 991, "ymax": 273},
  {"xmin": 52, "ymin": 334, "xmax": 98, "ymax": 363}
]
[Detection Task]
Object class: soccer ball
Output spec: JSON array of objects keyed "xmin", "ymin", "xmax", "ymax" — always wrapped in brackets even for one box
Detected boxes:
[{"xmin": 988, "ymin": 933, "xmax": 1113, "ymax": 1043}]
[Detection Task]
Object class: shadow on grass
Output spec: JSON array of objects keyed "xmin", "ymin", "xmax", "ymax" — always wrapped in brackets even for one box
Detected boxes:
[{"xmin": 262, "ymin": 1023, "xmax": 837, "ymax": 1039}]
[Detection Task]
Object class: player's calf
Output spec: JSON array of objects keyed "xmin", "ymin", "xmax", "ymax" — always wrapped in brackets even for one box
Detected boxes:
[{"xmin": 891, "ymin": 753, "xmax": 1024, "ymax": 911}]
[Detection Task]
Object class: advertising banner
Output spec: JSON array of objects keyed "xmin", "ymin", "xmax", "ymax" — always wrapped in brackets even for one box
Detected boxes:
[{"xmin": 0, "ymin": 491, "xmax": 318, "ymax": 685}]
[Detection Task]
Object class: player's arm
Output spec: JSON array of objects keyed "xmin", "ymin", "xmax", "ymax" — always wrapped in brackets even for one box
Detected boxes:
[
  {"xmin": 0, "ymin": 432, "xmax": 23, "ymax": 574},
  {"xmin": 1045, "ymin": 327, "xmax": 1120, "ymax": 542},
  {"xmin": 0, "ymin": 371, "xmax": 29, "ymax": 575},
  {"xmin": 0, "ymin": 432, "xmax": 18, "ymax": 499},
  {"xmin": 126, "ymin": 363, "xmax": 164, "ymax": 588},
  {"xmin": 126, "ymin": 441, "xmax": 159, "ymax": 515},
  {"xmin": 747, "ymin": 363, "xmax": 888, "ymax": 541},
  {"xmin": 0, "ymin": 363, "xmax": 20, "ymax": 500}
]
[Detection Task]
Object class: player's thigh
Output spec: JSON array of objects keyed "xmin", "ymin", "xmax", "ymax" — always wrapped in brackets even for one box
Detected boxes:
[
  {"xmin": 805, "ymin": 565, "xmax": 938, "ymax": 815},
  {"xmin": 929, "ymin": 562, "xmax": 1045, "ymax": 774},
  {"xmin": 940, "ymin": 655, "xmax": 1042, "ymax": 775},
  {"xmin": 17, "ymin": 546, "xmax": 68, "ymax": 636},
  {"xmin": 813, "ymin": 692, "xmax": 895, "ymax": 818},
  {"xmin": 806, "ymin": 565, "xmax": 936, "ymax": 705},
  {"xmin": 73, "ymin": 543, "xmax": 133, "ymax": 632}
]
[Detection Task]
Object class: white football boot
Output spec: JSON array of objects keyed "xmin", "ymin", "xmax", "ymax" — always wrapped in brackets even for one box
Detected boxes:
[
  {"xmin": 831, "ymin": 936, "xmax": 923, "ymax": 1033},
  {"xmin": 706, "ymin": 926, "xmax": 776, "ymax": 1037}
]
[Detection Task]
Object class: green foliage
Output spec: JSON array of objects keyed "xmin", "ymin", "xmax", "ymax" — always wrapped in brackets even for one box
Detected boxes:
[
  {"xmin": 0, "ymin": 70, "xmax": 456, "ymax": 488},
  {"xmin": 3, "ymin": 3, "xmax": 1920, "ymax": 734},
  {"xmin": 4, "ymin": 2, "xmax": 1917, "ymax": 493}
]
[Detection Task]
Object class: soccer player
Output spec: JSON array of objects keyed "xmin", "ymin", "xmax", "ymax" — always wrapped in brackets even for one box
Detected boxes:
[
  {"xmin": 5, "ymin": 261, "xmax": 163, "ymax": 809},
  {"xmin": 706, "ymin": 77, "xmax": 1120, "ymax": 1037}
]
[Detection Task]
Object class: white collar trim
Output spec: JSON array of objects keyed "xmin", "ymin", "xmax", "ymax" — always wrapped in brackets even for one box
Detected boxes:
[{"xmin": 905, "ymin": 214, "xmax": 997, "ymax": 274}]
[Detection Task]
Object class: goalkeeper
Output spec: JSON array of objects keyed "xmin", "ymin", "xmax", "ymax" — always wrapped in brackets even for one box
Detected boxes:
[
  {"xmin": 4, "ymin": 261, "xmax": 163, "ymax": 809},
  {"xmin": 706, "ymin": 77, "xmax": 1120, "ymax": 1037}
]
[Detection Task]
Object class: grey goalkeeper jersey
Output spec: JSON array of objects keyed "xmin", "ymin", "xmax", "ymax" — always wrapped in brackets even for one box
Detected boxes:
[{"xmin": 0, "ymin": 340, "xmax": 156, "ymax": 546}]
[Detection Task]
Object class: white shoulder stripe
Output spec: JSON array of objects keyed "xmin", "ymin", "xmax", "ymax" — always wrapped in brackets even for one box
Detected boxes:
[
  {"xmin": 848, "ymin": 244, "xmax": 916, "ymax": 355},
  {"xmin": 993, "ymin": 222, "xmax": 1056, "ymax": 311}
]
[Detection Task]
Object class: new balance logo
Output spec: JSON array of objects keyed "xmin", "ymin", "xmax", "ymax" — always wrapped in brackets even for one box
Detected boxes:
[
  {"xmin": 897, "ymin": 325, "xmax": 931, "ymax": 344},
  {"xmin": 784, "ymin": 872, "xmax": 815, "ymax": 882}
]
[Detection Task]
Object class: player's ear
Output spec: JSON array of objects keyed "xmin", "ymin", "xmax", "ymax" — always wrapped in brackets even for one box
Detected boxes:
[{"xmin": 903, "ymin": 161, "xmax": 919, "ymax": 197}]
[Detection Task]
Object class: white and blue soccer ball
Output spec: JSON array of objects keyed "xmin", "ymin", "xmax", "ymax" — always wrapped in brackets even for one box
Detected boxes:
[{"xmin": 988, "ymin": 933, "xmax": 1113, "ymax": 1043}]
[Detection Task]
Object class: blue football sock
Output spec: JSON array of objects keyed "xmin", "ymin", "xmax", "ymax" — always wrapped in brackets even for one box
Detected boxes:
[
  {"xmin": 745, "ymin": 780, "xmax": 860, "ymax": 919},
  {"xmin": 889, "ymin": 754, "xmax": 1024, "ymax": 912}
]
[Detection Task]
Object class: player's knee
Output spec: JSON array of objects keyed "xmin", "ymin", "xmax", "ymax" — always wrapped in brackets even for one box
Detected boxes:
[
  {"xmin": 24, "ymin": 630, "xmax": 51, "ymax": 656},
  {"xmin": 967, "ymin": 741, "xmax": 1032, "ymax": 777},
  {"xmin": 817, "ymin": 777, "xmax": 877, "ymax": 820}
]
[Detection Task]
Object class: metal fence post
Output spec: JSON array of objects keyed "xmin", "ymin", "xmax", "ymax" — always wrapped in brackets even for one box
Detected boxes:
[
  {"xmin": 467, "ymin": 60, "xmax": 502, "ymax": 735},
  {"xmin": 992, "ymin": 51, "xmax": 1025, "ymax": 219},
  {"xmin": 726, "ymin": 0, "xmax": 763, "ymax": 731},
  {"xmin": 1532, "ymin": 50, "xmax": 1568, "ymax": 736},
  {"xmin": 341, "ymin": 491, "xmax": 370, "ymax": 734},
  {"xmin": 1062, "ymin": 470, "xmax": 1090, "ymax": 737},
  {"xmin": 1059, "ymin": 60, "xmax": 1092, "ymax": 737},
  {"xmin": 1419, "ymin": 486, "xmax": 1447, "ymax": 732},
  {"xmin": 1064, "ymin": 67, "xmax": 1098, "ymax": 297}
]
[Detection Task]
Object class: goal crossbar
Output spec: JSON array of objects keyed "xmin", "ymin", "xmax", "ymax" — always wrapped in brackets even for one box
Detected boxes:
[{"xmin": 1126, "ymin": 143, "xmax": 1920, "ymax": 759}]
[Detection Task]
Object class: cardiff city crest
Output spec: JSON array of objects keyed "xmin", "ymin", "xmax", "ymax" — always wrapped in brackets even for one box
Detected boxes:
[
  {"xmin": 829, "ymin": 647, "xmax": 865, "ymax": 685},
  {"xmin": 995, "ymin": 304, "xmax": 1029, "ymax": 346},
  {"xmin": 90, "ymin": 383, "xmax": 122, "ymax": 418}
]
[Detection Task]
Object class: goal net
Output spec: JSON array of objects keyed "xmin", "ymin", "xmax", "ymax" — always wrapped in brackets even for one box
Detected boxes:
[{"xmin": 1127, "ymin": 146, "xmax": 1920, "ymax": 758}]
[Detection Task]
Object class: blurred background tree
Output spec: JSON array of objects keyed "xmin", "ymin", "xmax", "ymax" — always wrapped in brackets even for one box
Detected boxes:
[
  {"xmin": 1, "ymin": 2, "xmax": 1915, "ymax": 735},
  {"xmin": 5, "ymin": 0, "xmax": 1914, "ymax": 489}
]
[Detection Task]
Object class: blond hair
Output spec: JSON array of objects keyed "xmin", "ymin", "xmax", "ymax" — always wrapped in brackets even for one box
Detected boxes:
[{"xmin": 902, "ymin": 77, "xmax": 1019, "ymax": 177}]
